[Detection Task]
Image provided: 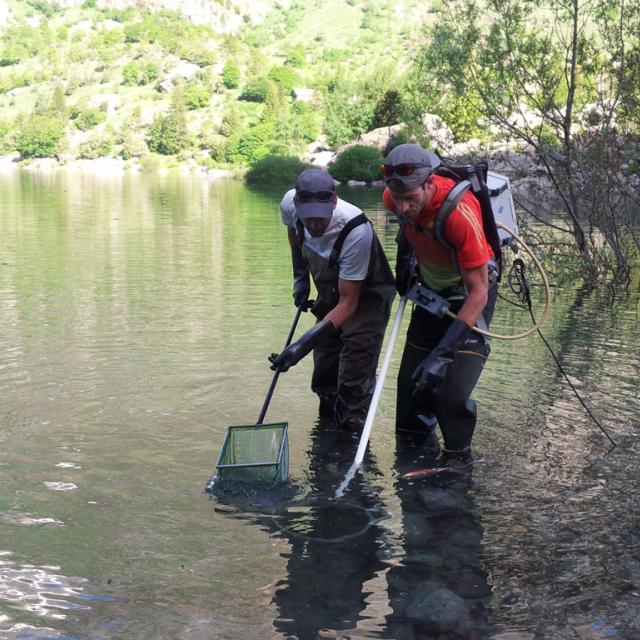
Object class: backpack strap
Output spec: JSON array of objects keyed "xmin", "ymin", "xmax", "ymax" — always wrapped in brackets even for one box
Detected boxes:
[
  {"xmin": 434, "ymin": 180, "xmax": 471, "ymax": 271},
  {"xmin": 328, "ymin": 213, "xmax": 368, "ymax": 267}
]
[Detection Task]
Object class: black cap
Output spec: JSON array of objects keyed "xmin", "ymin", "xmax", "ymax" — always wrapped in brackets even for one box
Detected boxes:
[
  {"xmin": 294, "ymin": 169, "xmax": 337, "ymax": 219},
  {"xmin": 383, "ymin": 143, "xmax": 440, "ymax": 193}
]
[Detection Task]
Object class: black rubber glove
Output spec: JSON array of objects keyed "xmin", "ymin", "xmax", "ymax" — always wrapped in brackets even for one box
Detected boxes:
[
  {"xmin": 395, "ymin": 229, "xmax": 416, "ymax": 296},
  {"xmin": 269, "ymin": 319, "xmax": 335, "ymax": 372},
  {"xmin": 412, "ymin": 318, "xmax": 471, "ymax": 392},
  {"xmin": 291, "ymin": 245, "xmax": 310, "ymax": 309}
]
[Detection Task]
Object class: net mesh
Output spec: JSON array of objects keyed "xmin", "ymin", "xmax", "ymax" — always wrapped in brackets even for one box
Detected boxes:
[{"xmin": 216, "ymin": 422, "xmax": 289, "ymax": 486}]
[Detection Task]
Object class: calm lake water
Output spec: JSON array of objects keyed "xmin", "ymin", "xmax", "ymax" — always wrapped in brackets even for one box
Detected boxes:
[{"xmin": 0, "ymin": 169, "xmax": 638, "ymax": 640}]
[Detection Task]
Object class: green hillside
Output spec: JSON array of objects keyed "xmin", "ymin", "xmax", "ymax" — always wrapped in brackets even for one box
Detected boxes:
[{"xmin": 0, "ymin": 0, "xmax": 439, "ymax": 168}]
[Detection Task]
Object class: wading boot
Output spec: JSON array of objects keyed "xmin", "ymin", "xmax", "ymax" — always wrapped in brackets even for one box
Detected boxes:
[{"xmin": 318, "ymin": 394, "xmax": 337, "ymax": 418}]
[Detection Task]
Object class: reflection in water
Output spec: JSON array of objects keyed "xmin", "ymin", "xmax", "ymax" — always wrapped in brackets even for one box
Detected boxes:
[
  {"xmin": 215, "ymin": 420, "xmax": 390, "ymax": 639},
  {"xmin": 269, "ymin": 422, "xmax": 388, "ymax": 639},
  {"xmin": 0, "ymin": 550, "xmax": 88, "ymax": 640},
  {"xmin": 386, "ymin": 433, "xmax": 495, "ymax": 640},
  {"xmin": 0, "ymin": 551, "xmax": 116, "ymax": 638}
]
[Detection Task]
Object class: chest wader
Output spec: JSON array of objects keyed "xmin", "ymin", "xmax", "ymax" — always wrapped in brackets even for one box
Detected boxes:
[
  {"xmin": 297, "ymin": 215, "xmax": 394, "ymax": 430},
  {"xmin": 395, "ymin": 176, "xmax": 499, "ymax": 457},
  {"xmin": 396, "ymin": 288, "xmax": 496, "ymax": 457}
]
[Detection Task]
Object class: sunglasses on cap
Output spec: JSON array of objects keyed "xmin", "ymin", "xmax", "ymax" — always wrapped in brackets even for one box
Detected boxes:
[
  {"xmin": 380, "ymin": 162, "xmax": 431, "ymax": 177},
  {"xmin": 295, "ymin": 189, "xmax": 335, "ymax": 202}
]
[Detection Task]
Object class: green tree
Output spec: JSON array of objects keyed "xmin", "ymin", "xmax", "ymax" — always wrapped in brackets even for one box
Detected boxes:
[
  {"xmin": 286, "ymin": 45, "xmax": 306, "ymax": 67},
  {"xmin": 240, "ymin": 76, "xmax": 272, "ymax": 102},
  {"xmin": 49, "ymin": 84, "xmax": 68, "ymax": 121},
  {"xmin": 245, "ymin": 155, "xmax": 311, "ymax": 187},
  {"xmin": 16, "ymin": 115, "xmax": 65, "ymax": 158},
  {"xmin": 219, "ymin": 104, "xmax": 242, "ymax": 137},
  {"xmin": 323, "ymin": 66, "xmax": 400, "ymax": 147},
  {"xmin": 415, "ymin": 0, "xmax": 640, "ymax": 282},
  {"xmin": 147, "ymin": 87, "xmax": 189, "ymax": 155},
  {"xmin": 222, "ymin": 60, "xmax": 241, "ymax": 89},
  {"xmin": 78, "ymin": 130, "xmax": 114, "ymax": 159}
]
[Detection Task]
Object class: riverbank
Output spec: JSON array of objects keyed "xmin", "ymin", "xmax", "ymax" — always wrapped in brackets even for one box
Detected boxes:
[{"xmin": 0, "ymin": 153, "xmax": 233, "ymax": 181}]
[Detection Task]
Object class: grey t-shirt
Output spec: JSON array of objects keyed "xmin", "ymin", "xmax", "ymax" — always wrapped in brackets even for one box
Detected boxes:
[{"xmin": 280, "ymin": 189, "xmax": 373, "ymax": 281}]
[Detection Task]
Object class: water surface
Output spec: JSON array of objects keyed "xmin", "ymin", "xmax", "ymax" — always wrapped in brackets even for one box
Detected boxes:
[{"xmin": 0, "ymin": 169, "xmax": 638, "ymax": 639}]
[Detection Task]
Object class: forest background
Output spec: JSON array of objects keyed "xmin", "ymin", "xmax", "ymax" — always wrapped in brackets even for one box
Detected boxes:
[{"xmin": 0, "ymin": 0, "xmax": 639, "ymax": 283}]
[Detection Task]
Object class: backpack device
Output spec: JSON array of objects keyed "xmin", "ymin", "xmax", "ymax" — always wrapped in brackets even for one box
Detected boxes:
[{"xmin": 432, "ymin": 162, "xmax": 519, "ymax": 275}]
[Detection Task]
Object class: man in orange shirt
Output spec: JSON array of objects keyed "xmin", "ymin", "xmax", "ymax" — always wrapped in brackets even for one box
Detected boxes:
[{"xmin": 382, "ymin": 144, "xmax": 497, "ymax": 460}]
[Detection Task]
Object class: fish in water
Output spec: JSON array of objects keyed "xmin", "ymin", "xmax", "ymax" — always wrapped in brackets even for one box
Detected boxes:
[
  {"xmin": 400, "ymin": 466, "xmax": 455, "ymax": 480},
  {"xmin": 400, "ymin": 457, "xmax": 484, "ymax": 480}
]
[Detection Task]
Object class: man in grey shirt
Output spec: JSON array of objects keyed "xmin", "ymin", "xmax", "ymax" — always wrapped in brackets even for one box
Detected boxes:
[{"xmin": 270, "ymin": 168, "xmax": 395, "ymax": 430}]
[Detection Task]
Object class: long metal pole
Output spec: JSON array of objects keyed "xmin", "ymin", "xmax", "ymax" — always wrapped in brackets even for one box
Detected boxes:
[{"xmin": 335, "ymin": 296, "xmax": 407, "ymax": 497}]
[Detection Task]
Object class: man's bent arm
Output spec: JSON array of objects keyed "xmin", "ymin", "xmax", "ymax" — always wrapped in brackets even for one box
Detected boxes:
[
  {"xmin": 325, "ymin": 279, "xmax": 362, "ymax": 329},
  {"xmin": 456, "ymin": 264, "xmax": 489, "ymax": 327}
]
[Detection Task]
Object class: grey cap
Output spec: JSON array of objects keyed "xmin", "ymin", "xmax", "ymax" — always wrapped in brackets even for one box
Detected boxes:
[
  {"xmin": 383, "ymin": 143, "xmax": 441, "ymax": 193},
  {"xmin": 294, "ymin": 169, "xmax": 337, "ymax": 219}
]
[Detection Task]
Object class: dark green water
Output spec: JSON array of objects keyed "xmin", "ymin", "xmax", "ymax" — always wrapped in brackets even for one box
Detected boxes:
[{"xmin": 0, "ymin": 169, "xmax": 638, "ymax": 639}]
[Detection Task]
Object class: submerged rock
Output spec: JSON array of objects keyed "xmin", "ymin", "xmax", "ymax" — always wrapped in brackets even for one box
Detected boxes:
[{"xmin": 405, "ymin": 583, "xmax": 469, "ymax": 631}]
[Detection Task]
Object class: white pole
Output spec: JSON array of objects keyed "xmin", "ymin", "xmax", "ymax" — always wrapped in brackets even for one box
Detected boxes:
[{"xmin": 335, "ymin": 296, "xmax": 407, "ymax": 497}]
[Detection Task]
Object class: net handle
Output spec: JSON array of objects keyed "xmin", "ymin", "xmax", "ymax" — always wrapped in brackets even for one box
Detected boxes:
[{"xmin": 257, "ymin": 300, "xmax": 312, "ymax": 425}]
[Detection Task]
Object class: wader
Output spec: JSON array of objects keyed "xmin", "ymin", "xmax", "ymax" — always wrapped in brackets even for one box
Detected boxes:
[
  {"xmin": 396, "ymin": 285, "xmax": 497, "ymax": 451},
  {"xmin": 298, "ymin": 215, "xmax": 395, "ymax": 430}
]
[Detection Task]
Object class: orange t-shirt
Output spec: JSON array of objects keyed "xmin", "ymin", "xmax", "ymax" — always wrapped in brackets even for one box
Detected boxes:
[{"xmin": 383, "ymin": 174, "xmax": 492, "ymax": 292}]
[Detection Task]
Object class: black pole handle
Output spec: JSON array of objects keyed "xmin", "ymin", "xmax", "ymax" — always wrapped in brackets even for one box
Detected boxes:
[{"xmin": 256, "ymin": 300, "xmax": 313, "ymax": 425}]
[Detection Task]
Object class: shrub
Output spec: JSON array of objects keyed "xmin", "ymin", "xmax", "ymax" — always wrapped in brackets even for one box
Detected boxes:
[
  {"xmin": 147, "ymin": 113, "xmax": 188, "ymax": 155},
  {"xmin": 122, "ymin": 61, "xmax": 141, "ymax": 86},
  {"xmin": 240, "ymin": 76, "xmax": 271, "ymax": 102},
  {"xmin": 123, "ymin": 23, "xmax": 145, "ymax": 44},
  {"xmin": 72, "ymin": 107, "xmax": 106, "ymax": 131},
  {"xmin": 0, "ymin": 120, "xmax": 11, "ymax": 153},
  {"xmin": 328, "ymin": 145, "xmax": 383, "ymax": 183},
  {"xmin": 222, "ymin": 60, "xmax": 240, "ymax": 89},
  {"xmin": 121, "ymin": 134, "xmax": 148, "ymax": 159},
  {"xmin": 292, "ymin": 101, "xmax": 320, "ymax": 142},
  {"xmin": 16, "ymin": 116, "xmax": 65, "ymax": 158},
  {"xmin": 141, "ymin": 63, "xmax": 159, "ymax": 85},
  {"xmin": 78, "ymin": 131, "xmax": 114, "ymax": 159},
  {"xmin": 139, "ymin": 153, "xmax": 162, "ymax": 172},
  {"xmin": 222, "ymin": 121, "xmax": 274, "ymax": 165},
  {"xmin": 245, "ymin": 154, "xmax": 312, "ymax": 187},
  {"xmin": 184, "ymin": 85, "xmax": 211, "ymax": 110},
  {"xmin": 286, "ymin": 45, "xmax": 306, "ymax": 67},
  {"xmin": 219, "ymin": 106, "xmax": 242, "ymax": 137},
  {"xmin": 267, "ymin": 65, "xmax": 296, "ymax": 92},
  {"xmin": 181, "ymin": 44, "xmax": 215, "ymax": 67},
  {"xmin": 0, "ymin": 44, "xmax": 26, "ymax": 66}
]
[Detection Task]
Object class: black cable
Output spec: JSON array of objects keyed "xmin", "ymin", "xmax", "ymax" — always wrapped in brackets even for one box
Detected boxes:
[{"xmin": 507, "ymin": 259, "xmax": 617, "ymax": 451}]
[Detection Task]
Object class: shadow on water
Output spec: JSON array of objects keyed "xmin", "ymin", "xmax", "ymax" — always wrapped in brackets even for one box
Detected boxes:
[
  {"xmin": 385, "ymin": 433, "xmax": 495, "ymax": 640},
  {"xmin": 210, "ymin": 421, "xmax": 500, "ymax": 639},
  {"xmin": 210, "ymin": 419, "xmax": 389, "ymax": 639}
]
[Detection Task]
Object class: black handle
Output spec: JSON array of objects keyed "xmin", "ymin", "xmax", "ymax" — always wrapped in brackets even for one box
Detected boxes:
[{"xmin": 256, "ymin": 300, "xmax": 313, "ymax": 425}]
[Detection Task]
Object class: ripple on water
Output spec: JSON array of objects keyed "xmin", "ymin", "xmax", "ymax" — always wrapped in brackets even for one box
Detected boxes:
[
  {"xmin": 0, "ymin": 551, "xmax": 89, "ymax": 623},
  {"xmin": 43, "ymin": 483, "xmax": 78, "ymax": 492},
  {"xmin": 0, "ymin": 513, "xmax": 62, "ymax": 526}
]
